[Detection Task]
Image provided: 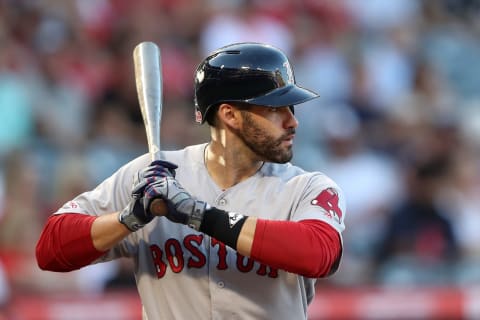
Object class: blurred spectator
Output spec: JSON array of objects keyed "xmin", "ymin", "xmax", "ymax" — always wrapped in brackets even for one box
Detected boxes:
[
  {"xmin": 0, "ymin": 150, "xmax": 51, "ymax": 293},
  {"xmin": 387, "ymin": 58, "xmax": 456, "ymax": 131},
  {"xmin": 0, "ymin": 260, "xmax": 9, "ymax": 311},
  {"xmin": 420, "ymin": 1, "xmax": 480, "ymax": 100},
  {"xmin": 293, "ymin": 3, "xmax": 353, "ymax": 104},
  {"xmin": 199, "ymin": 0, "xmax": 294, "ymax": 56},
  {"xmin": 0, "ymin": 34, "xmax": 35, "ymax": 159},
  {"xmin": 318, "ymin": 104, "xmax": 402, "ymax": 285},
  {"xmin": 0, "ymin": 151, "xmax": 43, "ymax": 253},
  {"xmin": 374, "ymin": 155, "xmax": 460, "ymax": 286},
  {"xmin": 344, "ymin": 0, "xmax": 419, "ymax": 32},
  {"xmin": 458, "ymin": 99, "xmax": 480, "ymax": 150},
  {"xmin": 0, "ymin": 74, "xmax": 33, "ymax": 158},
  {"xmin": 437, "ymin": 148, "xmax": 480, "ymax": 285},
  {"xmin": 354, "ymin": 25, "xmax": 417, "ymax": 116},
  {"xmin": 85, "ymin": 95, "xmax": 146, "ymax": 184},
  {"xmin": 29, "ymin": 47, "xmax": 91, "ymax": 149}
]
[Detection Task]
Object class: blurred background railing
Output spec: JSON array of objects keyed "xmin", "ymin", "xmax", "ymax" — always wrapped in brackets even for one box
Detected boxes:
[{"xmin": 1, "ymin": 0, "xmax": 480, "ymax": 319}]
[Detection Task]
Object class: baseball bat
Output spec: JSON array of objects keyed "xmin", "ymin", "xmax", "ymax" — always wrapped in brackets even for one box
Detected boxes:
[{"xmin": 133, "ymin": 41, "xmax": 165, "ymax": 215}]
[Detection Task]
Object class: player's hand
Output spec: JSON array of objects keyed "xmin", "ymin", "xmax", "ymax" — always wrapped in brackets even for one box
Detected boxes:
[
  {"xmin": 132, "ymin": 160, "xmax": 178, "ymax": 196},
  {"xmin": 119, "ymin": 160, "xmax": 177, "ymax": 232},
  {"xmin": 144, "ymin": 176, "xmax": 208, "ymax": 231},
  {"xmin": 118, "ymin": 194, "xmax": 151, "ymax": 232}
]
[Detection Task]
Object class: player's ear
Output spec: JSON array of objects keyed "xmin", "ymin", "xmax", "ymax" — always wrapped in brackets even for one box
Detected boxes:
[{"xmin": 218, "ymin": 103, "xmax": 241, "ymax": 129}]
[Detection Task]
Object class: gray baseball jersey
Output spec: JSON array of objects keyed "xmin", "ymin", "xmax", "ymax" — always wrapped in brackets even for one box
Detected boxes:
[{"xmin": 56, "ymin": 143, "xmax": 346, "ymax": 320}]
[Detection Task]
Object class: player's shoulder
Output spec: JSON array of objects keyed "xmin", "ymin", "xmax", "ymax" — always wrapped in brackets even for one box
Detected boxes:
[
  {"xmin": 261, "ymin": 162, "xmax": 304, "ymax": 179},
  {"xmin": 261, "ymin": 162, "xmax": 336, "ymax": 185},
  {"xmin": 123, "ymin": 144, "xmax": 206, "ymax": 169},
  {"xmin": 161, "ymin": 143, "xmax": 207, "ymax": 165}
]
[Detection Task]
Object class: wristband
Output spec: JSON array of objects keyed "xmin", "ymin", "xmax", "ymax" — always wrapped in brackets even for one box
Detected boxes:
[{"xmin": 200, "ymin": 207, "xmax": 247, "ymax": 249}]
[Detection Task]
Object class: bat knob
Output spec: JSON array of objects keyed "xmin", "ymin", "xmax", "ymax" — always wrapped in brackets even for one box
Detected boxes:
[{"xmin": 150, "ymin": 198, "xmax": 167, "ymax": 216}]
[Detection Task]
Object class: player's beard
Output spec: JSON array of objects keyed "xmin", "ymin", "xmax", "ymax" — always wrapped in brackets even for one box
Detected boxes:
[{"xmin": 237, "ymin": 111, "xmax": 294, "ymax": 163}]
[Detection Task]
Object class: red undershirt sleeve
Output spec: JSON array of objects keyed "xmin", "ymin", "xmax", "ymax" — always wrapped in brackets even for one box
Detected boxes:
[
  {"xmin": 250, "ymin": 219, "xmax": 342, "ymax": 278},
  {"xmin": 35, "ymin": 213, "xmax": 106, "ymax": 272}
]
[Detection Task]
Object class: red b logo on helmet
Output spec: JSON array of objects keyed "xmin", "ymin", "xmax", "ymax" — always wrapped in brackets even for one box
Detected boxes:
[
  {"xmin": 311, "ymin": 188, "xmax": 343, "ymax": 223},
  {"xmin": 195, "ymin": 110, "xmax": 203, "ymax": 123}
]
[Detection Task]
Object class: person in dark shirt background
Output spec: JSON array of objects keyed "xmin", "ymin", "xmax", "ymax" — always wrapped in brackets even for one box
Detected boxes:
[{"xmin": 375, "ymin": 155, "xmax": 459, "ymax": 285}]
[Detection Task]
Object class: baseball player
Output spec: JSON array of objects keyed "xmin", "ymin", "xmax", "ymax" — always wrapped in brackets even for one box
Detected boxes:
[{"xmin": 36, "ymin": 42, "xmax": 346, "ymax": 320}]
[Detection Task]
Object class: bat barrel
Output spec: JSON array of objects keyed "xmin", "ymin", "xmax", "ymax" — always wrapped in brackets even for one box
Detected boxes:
[{"xmin": 133, "ymin": 41, "xmax": 163, "ymax": 162}]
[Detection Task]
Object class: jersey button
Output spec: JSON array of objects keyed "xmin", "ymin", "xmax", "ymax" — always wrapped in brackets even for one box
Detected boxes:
[
  {"xmin": 218, "ymin": 198, "xmax": 227, "ymax": 206},
  {"xmin": 217, "ymin": 281, "xmax": 225, "ymax": 288}
]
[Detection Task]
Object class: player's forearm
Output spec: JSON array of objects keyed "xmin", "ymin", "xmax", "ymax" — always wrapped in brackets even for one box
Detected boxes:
[
  {"xmin": 91, "ymin": 212, "xmax": 131, "ymax": 251},
  {"xmin": 236, "ymin": 216, "xmax": 257, "ymax": 256}
]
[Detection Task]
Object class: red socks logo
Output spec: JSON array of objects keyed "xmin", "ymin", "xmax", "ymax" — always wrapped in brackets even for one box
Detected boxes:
[{"xmin": 311, "ymin": 188, "xmax": 343, "ymax": 223}]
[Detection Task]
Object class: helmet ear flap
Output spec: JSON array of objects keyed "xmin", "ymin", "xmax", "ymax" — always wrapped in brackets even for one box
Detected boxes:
[{"xmin": 204, "ymin": 104, "xmax": 220, "ymax": 126}]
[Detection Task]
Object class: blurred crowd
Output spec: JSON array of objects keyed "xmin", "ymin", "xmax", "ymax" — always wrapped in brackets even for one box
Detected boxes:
[{"xmin": 1, "ymin": 0, "xmax": 480, "ymax": 309}]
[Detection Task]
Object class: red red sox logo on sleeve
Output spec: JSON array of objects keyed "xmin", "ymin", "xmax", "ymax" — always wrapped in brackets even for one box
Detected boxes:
[{"xmin": 311, "ymin": 188, "xmax": 343, "ymax": 224}]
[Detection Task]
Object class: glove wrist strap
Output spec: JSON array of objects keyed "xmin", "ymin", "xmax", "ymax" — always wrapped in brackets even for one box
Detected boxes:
[
  {"xmin": 119, "ymin": 210, "xmax": 144, "ymax": 232},
  {"xmin": 118, "ymin": 199, "xmax": 151, "ymax": 232},
  {"xmin": 186, "ymin": 200, "xmax": 208, "ymax": 230}
]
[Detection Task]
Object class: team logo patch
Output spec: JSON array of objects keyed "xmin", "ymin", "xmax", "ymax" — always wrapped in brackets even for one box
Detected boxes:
[
  {"xmin": 195, "ymin": 110, "xmax": 203, "ymax": 123},
  {"xmin": 63, "ymin": 201, "xmax": 79, "ymax": 210},
  {"xmin": 311, "ymin": 188, "xmax": 343, "ymax": 223},
  {"xmin": 228, "ymin": 212, "xmax": 244, "ymax": 228}
]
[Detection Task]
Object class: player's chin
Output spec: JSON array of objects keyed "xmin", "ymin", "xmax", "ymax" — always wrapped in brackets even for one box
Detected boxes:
[
  {"xmin": 270, "ymin": 146, "xmax": 293, "ymax": 163},
  {"xmin": 278, "ymin": 152, "xmax": 293, "ymax": 164}
]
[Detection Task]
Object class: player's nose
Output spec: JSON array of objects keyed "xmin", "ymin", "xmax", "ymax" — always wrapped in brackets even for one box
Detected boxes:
[{"xmin": 283, "ymin": 106, "xmax": 298, "ymax": 129}]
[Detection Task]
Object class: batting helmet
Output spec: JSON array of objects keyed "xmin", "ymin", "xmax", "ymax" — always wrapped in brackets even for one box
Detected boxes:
[{"xmin": 194, "ymin": 42, "xmax": 319, "ymax": 124}]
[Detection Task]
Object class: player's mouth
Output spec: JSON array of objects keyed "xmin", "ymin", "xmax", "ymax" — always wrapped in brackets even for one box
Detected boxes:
[{"xmin": 282, "ymin": 134, "xmax": 295, "ymax": 146}]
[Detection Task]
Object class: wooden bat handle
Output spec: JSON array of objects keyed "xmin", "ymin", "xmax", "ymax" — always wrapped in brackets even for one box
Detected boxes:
[{"xmin": 150, "ymin": 198, "xmax": 167, "ymax": 216}]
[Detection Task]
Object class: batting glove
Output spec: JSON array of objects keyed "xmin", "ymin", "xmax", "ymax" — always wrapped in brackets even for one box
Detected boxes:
[
  {"xmin": 119, "ymin": 160, "xmax": 178, "ymax": 232},
  {"xmin": 118, "ymin": 194, "xmax": 150, "ymax": 232},
  {"xmin": 132, "ymin": 160, "xmax": 178, "ymax": 196},
  {"xmin": 144, "ymin": 176, "xmax": 208, "ymax": 231}
]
